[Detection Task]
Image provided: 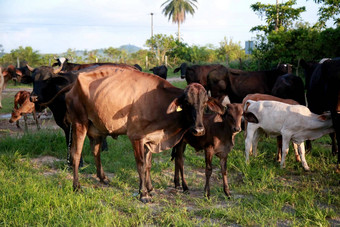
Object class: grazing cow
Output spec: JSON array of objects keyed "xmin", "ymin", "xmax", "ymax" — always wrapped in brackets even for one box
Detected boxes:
[
  {"xmin": 149, "ymin": 65, "xmax": 168, "ymax": 79},
  {"xmin": 65, "ymin": 65, "xmax": 224, "ymax": 203},
  {"xmin": 172, "ymin": 103, "xmax": 243, "ymax": 198},
  {"xmin": 174, "ymin": 63, "xmax": 227, "ymax": 88},
  {"xmin": 242, "ymin": 94, "xmax": 301, "ymax": 162},
  {"xmin": 301, "ymin": 58, "xmax": 339, "ymax": 158},
  {"xmin": 9, "ymin": 91, "xmax": 40, "ymax": 130},
  {"xmin": 208, "ymin": 64, "xmax": 292, "ymax": 103},
  {"xmin": 243, "ymin": 100, "xmax": 334, "ymax": 171}
]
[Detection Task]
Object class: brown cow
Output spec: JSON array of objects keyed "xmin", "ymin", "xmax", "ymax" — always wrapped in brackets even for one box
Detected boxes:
[
  {"xmin": 208, "ymin": 64, "xmax": 292, "ymax": 103},
  {"xmin": 172, "ymin": 103, "xmax": 243, "ymax": 198},
  {"xmin": 9, "ymin": 91, "xmax": 40, "ymax": 130},
  {"xmin": 174, "ymin": 63, "xmax": 227, "ymax": 89},
  {"xmin": 0, "ymin": 65, "xmax": 23, "ymax": 109},
  {"xmin": 242, "ymin": 93, "xmax": 301, "ymax": 163},
  {"xmin": 65, "ymin": 65, "xmax": 224, "ymax": 203}
]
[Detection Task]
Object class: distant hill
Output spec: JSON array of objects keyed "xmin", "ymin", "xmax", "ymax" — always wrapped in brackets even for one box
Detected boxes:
[
  {"xmin": 70, "ymin": 44, "xmax": 142, "ymax": 57},
  {"xmin": 118, "ymin": 44, "xmax": 141, "ymax": 53}
]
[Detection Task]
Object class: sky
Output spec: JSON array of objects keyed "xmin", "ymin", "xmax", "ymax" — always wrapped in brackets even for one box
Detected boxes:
[{"xmin": 0, "ymin": 0, "xmax": 330, "ymax": 54}]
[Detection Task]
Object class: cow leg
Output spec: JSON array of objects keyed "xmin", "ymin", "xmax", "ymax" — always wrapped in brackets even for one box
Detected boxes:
[
  {"xmin": 23, "ymin": 114, "xmax": 28, "ymax": 131},
  {"xmin": 173, "ymin": 140, "xmax": 189, "ymax": 192},
  {"xmin": 276, "ymin": 136, "xmax": 282, "ymax": 162},
  {"xmin": 204, "ymin": 146, "xmax": 214, "ymax": 199},
  {"xmin": 330, "ymin": 132, "xmax": 338, "ymax": 156},
  {"xmin": 89, "ymin": 136, "xmax": 109, "ymax": 184},
  {"xmin": 293, "ymin": 142, "xmax": 301, "ymax": 162},
  {"xmin": 145, "ymin": 149, "xmax": 153, "ymax": 193},
  {"xmin": 305, "ymin": 140, "xmax": 312, "ymax": 153},
  {"xmin": 220, "ymin": 154, "xmax": 231, "ymax": 198},
  {"xmin": 244, "ymin": 127, "xmax": 255, "ymax": 163},
  {"xmin": 71, "ymin": 122, "xmax": 88, "ymax": 190},
  {"xmin": 132, "ymin": 140, "xmax": 151, "ymax": 203},
  {"xmin": 252, "ymin": 130, "xmax": 260, "ymax": 157},
  {"xmin": 33, "ymin": 111, "xmax": 40, "ymax": 130},
  {"xmin": 16, "ymin": 120, "xmax": 20, "ymax": 129},
  {"xmin": 297, "ymin": 142, "xmax": 310, "ymax": 171},
  {"xmin": 280, "ymin": 136, "xmax": 291, "ymax": 169}
]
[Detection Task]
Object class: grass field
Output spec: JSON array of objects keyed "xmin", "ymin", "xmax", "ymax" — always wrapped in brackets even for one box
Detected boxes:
[{"xmin": 0, "ymin": 81, "xmax": 339, "ymax": 226}]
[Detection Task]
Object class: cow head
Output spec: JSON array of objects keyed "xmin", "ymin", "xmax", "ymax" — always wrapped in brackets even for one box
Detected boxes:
[
  {"xmin": 28, "ymin": 65, "xmax": 63, "ymax": 111},
  {"xmin": 167, "ymin": 83, "xmax": 224, "ymax": 136},
  {"xmin": 223, "ymin": 103, "xmax": 243, "ymax": 133},
  {"xmin": 174, "ymin": 63, "xmax": 187, "ymax": 79},
  {"xmin": 2, "ymin": 65, "xmax": 23, "ymax": 82},
  {"xmin": 9, "ymin": 109, "xmax": 21, "ymax": 123}
]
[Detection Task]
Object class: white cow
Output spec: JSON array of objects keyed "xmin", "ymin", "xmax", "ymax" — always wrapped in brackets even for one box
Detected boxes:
[{"xmin": 243, "ymin": 100, "xmax": 334, "ymax": 170}]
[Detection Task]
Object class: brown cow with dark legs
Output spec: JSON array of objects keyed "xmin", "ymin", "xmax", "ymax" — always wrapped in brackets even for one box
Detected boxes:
[
  {"xmin": 65, "ymin": 65, "xmax": 224, "ymax": 203},
  {"xmin": 242, "ymin": 94, "xmax": 301, "ymax": 163},
  {"xmin": 9, "ymin": 90, "xmax": 40, "ymax": 130},
  {"xmin": 172, "ymin": 103, "xmax": 243, "ymax": 198}
]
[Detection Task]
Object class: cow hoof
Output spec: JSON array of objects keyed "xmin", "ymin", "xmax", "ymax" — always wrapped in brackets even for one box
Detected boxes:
[
  {"xmin": 100, "ymin": 178, "xmax": 110, "ymax": 185},
  {"xmin": 140, "ymin": 196, "xmax": 152, "ymax": 203},
  {"xmin": 303, "ymin": 167, "xmax": 310, "ymax": 171},
  {"xmin": 183, "ymin": 189, "xmax": 190, "ymax": 195}
]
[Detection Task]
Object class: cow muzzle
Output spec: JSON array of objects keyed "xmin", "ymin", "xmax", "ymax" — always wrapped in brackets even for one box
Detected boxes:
[
  {"xmin": 190, "ymin": 127, "xmax": 205, "ymax": 136},
  {"xmin": 181, "ymin": 75, "xmax": 186, "ymax": 79}
]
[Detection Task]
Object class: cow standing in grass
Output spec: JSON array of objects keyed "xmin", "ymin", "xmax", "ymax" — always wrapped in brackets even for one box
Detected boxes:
[
  {"xmin": 172, "ymin": 103, "xmax": 243, "ymax": 198},
  {"xmin": 65, "ymin": 65, "xmax": 224, "ymax": 203},
  {"xmin": 243, "ymin": 100, "xmax": 334, "ymax": 170}
]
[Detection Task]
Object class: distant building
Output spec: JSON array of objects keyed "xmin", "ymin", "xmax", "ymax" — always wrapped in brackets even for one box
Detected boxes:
[{"xmin": 245, "ymin": 41, "xmax": 254, "ymax": 55}]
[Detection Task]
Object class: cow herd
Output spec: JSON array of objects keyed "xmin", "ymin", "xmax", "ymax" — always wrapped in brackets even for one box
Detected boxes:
[{"xmin": 0, "ymin": 57, "xmax": 339, "ymax": 203}]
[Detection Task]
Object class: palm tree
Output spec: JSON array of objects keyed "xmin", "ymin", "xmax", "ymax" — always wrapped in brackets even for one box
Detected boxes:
[{"xmin": 161, "ymin": 0, "xmax": 198, "ymax": 41}]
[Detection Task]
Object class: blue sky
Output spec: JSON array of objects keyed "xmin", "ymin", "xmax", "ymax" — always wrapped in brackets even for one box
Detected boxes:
[{"xmin": 0, "ymin": 0, "xmax": 331, "ymax": 54}]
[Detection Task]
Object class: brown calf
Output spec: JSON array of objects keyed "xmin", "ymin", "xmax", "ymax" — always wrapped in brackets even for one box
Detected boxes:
[
  {"xmin": 242, "ymin": 93, "xmax": 301, "ymax": 163},
  {"xmin": 9, "ymin": 91, "xmax": 40, "ymax": 130},
  {"xmin": 172, "ymin": 103, "xmax": 243, "ymax": 198}
]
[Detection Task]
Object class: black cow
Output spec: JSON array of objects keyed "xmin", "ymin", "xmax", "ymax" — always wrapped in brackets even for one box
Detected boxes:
[
  {"xmin": 271, "ymin": 74, "xmax": 306, "ymax": 105},
  {"xmin": 149, "ymin": 65, "xmax": 168, "ymax": 79},
  {"xmin": 301, "ymin": 58, "xmax": 340, "ymax": 166},
  {"xmin": 28, "ymin": 64, "xmax": 116, "ymax": 165}
]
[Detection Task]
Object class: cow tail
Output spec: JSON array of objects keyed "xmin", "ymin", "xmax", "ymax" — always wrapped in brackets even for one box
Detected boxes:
[{"xmin": 40, "ymin": 83, "xmax": 74, "ymax": 107}]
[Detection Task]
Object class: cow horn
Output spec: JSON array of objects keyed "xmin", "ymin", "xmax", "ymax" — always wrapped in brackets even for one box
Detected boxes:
[
  {"xmin": 53, "ymin": 65, "xmax": 63, "ymax": 74},
  {"xmin": 26, "ymin": 64, "xmax": 35, "ymax": 72}
]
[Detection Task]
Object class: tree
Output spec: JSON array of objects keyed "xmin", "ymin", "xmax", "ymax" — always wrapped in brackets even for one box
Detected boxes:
[
  {"xmin": 0, "ymin": 46, "xmax": 41, "ymax": 67},
  {"xmin": 217, "ymin": 37, "xmax": 246, "ymax": 63},
  {"xmin": 161, "ymin": 0, "xmax": 197, "ymax": 41},
  {"xmin": 312, "ymin": 0, "xmax": 340, "ymax": 27},
  {"xmin": 145, "ymin": 34, "xmax": 177, "ymax": 65},
  {"xmin": 250, "ymin": 0, "xmax": 306, "ymax": 34}
]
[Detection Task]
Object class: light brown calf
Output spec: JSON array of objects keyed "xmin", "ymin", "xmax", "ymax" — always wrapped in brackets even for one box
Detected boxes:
[
  {"xmin": 242, "ymin": 93, "xmax": 301, "ymax": 163},
  {"xmin": 9, "ymin": 91, "xmax": 40, "ymax": 130}
]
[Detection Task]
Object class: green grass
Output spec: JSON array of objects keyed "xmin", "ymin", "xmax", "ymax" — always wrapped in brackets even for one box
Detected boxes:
[{"xmin": 0, "ymin": 84, "xmax": 339, "ymax": 226}]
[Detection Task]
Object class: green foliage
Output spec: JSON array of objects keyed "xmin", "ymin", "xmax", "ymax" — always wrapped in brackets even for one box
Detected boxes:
[
  {"xmin": 252, "ymin": 25, "xmax": 340, "ymax": 71},
  {"xmin": 250, "ymin": 0, "xmax": 306, "ymax": 34},
  {"xmin": 0, "ymin": 46, "xmax": 41, "ymax": 67},
  {"xmin": 145, "ymin": 34, "xmax": 177, "ymax": 66},
  {"xmin": 313, "ymin": 0, "xmax": 340, "ymax": 27}
]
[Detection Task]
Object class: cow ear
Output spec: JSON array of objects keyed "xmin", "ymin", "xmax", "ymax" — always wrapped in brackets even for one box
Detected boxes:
[
  {"xmin": 244, "ymin": 112, "xmax": 259, "ymax": 123},
  {"xmin": 318, "ymin": 112, "xmax": 331, "ymax": 121},
  {"xmin": 173, "ymin": 67, "xmax": 180, "ymax": 73},
  {"xmin": 167, "ymin": 98, "xmax": 181, "ymax": 114},
  {"xmin": 207, "ymin": 97, "xmax": 225, "ymax": 115},
  {"xmin": 15, "ymin": 69, "xmax": 22, "ymax": 76}
]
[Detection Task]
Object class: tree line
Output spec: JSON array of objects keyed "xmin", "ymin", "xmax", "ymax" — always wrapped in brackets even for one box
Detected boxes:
[{"xmin": 0, "ymin": 0, "xmax": 339, "ymax": 74}]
